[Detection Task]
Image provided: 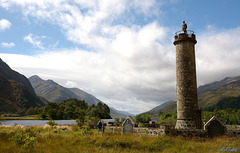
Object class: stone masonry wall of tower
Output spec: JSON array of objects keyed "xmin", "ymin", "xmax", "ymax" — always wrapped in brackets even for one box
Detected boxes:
[{"xmin": 174, "ymin": 22, "xmax": 201, "ymax": 129}]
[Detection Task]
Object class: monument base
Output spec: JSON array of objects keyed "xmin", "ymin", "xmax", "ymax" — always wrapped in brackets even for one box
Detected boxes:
[{"xmin": 175, "ymin": 119, "xmax": 196, "ymax": 129}]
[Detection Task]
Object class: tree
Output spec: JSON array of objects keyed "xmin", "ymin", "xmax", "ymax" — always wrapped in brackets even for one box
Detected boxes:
[
  {"xmin": 26, "ymin": 99, "xmax": 112, "ymax": 121},
  {"xmin": 135, "ymin": 114, "xmax": 151, "ymax": 123},
  {"xmin": 114, "ymin": 118, "xmax": 121, "ymax": 126},
  {"xmin": 25, "ymin": 107, "xmax": 37, "ymax": 115},
  {"xmin": 157, "ymin": 112, "xmax": 176, "ymax": 124}
]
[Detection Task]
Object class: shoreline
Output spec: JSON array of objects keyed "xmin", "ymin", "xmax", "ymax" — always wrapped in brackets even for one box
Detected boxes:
[{"xmin": 0, "ymin": 117, "xmax": 40, "ymax": 120}]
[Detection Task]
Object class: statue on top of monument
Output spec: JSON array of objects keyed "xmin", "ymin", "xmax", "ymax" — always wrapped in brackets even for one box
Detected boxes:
[{"xmin": 182, "ymin": 21, "xmax": 187, "ymax": 33}]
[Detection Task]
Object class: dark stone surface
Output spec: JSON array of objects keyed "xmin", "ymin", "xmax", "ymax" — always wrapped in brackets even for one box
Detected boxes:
[{"xmin": 206, "ymin": 119, "xmax": 226, "ymax": 138}]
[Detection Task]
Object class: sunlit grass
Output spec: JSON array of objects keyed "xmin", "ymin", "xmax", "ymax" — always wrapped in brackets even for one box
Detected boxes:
[{"xmin": 0, "ymin": 126, "xmax": 239, "ymax": 153}]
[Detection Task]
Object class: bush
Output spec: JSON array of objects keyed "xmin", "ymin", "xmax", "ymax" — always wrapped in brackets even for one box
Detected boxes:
[
  {"xmin": 138, "ymin": 123, "xmax": 145, "ymax": 127},
  {"xmin": 82, "ymin": 125, "xmax": 93, "ymax": 134},
  {"xmin": 72, "ymin": 125, "xmax": 80, "ymax": 131},
  {"xmin": 85, "ymin": 116, "xmax": 100, "ymax": 129},
  {"xmin": 40, "ymin": 113, "xmax": 47, "ymax": 119},
  {"xmin": 158, "ymin": 112, "xmax": 177, "ymax": 124},
  {"xmin": 114, "ymin": 118, "xmax": 121, "ymax": 126},
  {"xmin": 10, "ymin": 130, "xmax": 36, "ymax": 149},
  {"xmin": 135, "ymin": 114, "xmax": 151, "ymax": 124},
  {"xmin": 46, "ymin": 120, "xmax": 58, "ymax": 127}
]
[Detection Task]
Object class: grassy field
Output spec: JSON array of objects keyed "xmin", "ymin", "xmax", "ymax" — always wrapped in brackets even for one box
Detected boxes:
[
  {"xmin": 0, "ymin": 116, "xmax": 39, "ymax": 120},
  {"xmin": 0, "ymin": 126, "xmax": 239, "ymax": 153}
]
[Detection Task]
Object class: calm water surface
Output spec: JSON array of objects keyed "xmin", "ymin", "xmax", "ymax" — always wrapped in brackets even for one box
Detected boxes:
[
  {"xmin": 1, "ymin": 119, "xmax": 115, "ymax": 126},
  {"xmin": 0, "ymin": 120, "xmax": 77, "ymax": 126}
]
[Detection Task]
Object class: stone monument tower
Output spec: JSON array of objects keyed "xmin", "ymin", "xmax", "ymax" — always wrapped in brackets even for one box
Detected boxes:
[{"xmin": 173, "ymin": 21, "xmax": 201, "ymax": 129}]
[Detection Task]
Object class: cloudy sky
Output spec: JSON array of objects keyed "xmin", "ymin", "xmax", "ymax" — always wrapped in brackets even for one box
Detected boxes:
[{"xmin": 1, "ymin": 0, "xmax": 240, "ymax": 114}]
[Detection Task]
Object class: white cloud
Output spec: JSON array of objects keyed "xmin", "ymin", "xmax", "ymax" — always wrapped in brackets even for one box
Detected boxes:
[
  {"xmin": 24, "ymin": 33, "xmax": 45, "ymax": 49},
  {"xmin": 0, "ymin": 18, "xmax": 11, "ymax": 31},
  {"xmin": 0, "ymin": 0, "xmax": 177, "ymax": 114},
  {"xmin": 1, "ymin": 1, "xmax": 240, "ymax": 114},
  {"xmin": 65, "ymin": 81, "xmax": 78, "ymax": 88},
  {"xmin": 3, "ymin": 26, "xmax": 240, "ymax": 114},
  {"xmin": 1, "ymin": 42, "xmax": 15, "ymax": 48},
  {"xmin": 196, "ymin": 27, "xmax": 240, "ymax": 85},
  {"xmin": 0, "ymin": 0, "xmax": 161, "ymax": 48}
]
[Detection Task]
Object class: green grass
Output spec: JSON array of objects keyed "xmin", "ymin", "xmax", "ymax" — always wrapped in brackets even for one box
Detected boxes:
[
  {"xmin": 0, "ymin": 126, "xmax": 239, "ymax": 153},
  {"xmin": 0, "ymin": 116, "xmax": 40, "ymax": 120}
]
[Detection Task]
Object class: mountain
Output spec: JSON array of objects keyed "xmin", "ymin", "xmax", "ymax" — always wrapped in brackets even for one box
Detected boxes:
[
  {"xmin": 150, "ymin": 101, "xmax": 175, "ymax": 111},
  {"xmin": 110, "ymin": 107, "xmax": 135, "ymax": 118},
  {"xmin": 143, "ymin": 76, "xmax": 240, "ymax": 115},
  {"xmin": 68, "ymin": 88, "xmax": 101, "ymax": 105},
  {"xmin": 0, "ymin": 58, "xmax": 36, "ymax": 95},
  {"xmin": 29, "ymin": 75, "xmax": 79, "ymax": 103},
  {"xmin": 142, "ymin": 101, "xmax": 176, "ymax": 116},
  {"xmin": 198, "ymin": 76, "xmax": 240, "ymax": 110},
  {"xmin": 197, "ymin": 76, "xmax": 240, "ymax": 95},
  {"xmin": 29, "ymin": 75, "xmax": 101, "ymax": 105},
  {"xmin": 29, "ymin": 75, "xmax": 132, "ymax": 118},
  {"xmin": 0, "ymin": 59, "xmax": 44, "ymax": 114}
]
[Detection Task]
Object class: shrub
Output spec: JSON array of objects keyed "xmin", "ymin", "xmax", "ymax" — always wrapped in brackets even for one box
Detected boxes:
[
  {"xmin": 138, "ymin": 123, "xmax": 145, "ymax": 127},
  {"xmin": 114, "ymin": 118, "xmax": 121, "ymax": 126},
  {"xmin": 46, "ymin": 120, "xmax": 58, "ymax": 127},
  {"xmin": 135, "ymin": 114, "xmax": 151, "ymax": 124},
  {"xmin": 40, "ymin": 113, "xmax": 47, "ymax": 119},
  {"xmin": 85, "ymin": 116, "xmax": 100, "ymax": 129},
  {"xmin": 10, "ymin": 130, "xmax": 36, "ymax": 149},
  {"xmin": 82, "ymin": 125, "xmax": 93, "ymax": 134},
  {"xmin": 72, "ymin": 125, "xmax": 80, "ymax": 131}
]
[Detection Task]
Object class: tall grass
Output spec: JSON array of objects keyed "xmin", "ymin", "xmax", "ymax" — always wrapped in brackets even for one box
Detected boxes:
[{"xmin": 0, "ymin": 126, "xmax": 239, "ymax": 153}]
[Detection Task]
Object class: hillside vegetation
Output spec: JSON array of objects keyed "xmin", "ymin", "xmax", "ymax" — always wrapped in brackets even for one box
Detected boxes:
[
  {"xmin": 26, "ymin": 98, "xmax": 111, "ymax": 120},
  {"xmin": 157, "ymin": 109, "xmax": 240, "ymax": 125},
  {"xmin": 0, "ymin": 76, "xmax": 44, "ymax": 114},
  {"xmin": 143, "ymin": 76, "xmax": 240, "ymax": 116},
  {"xmin": 29, "ymin": 75, "xmax": 132, "ymax": 118},
  {"xmin": 0, "ymin": 59, "xmax": 44, "ymax": 115}
]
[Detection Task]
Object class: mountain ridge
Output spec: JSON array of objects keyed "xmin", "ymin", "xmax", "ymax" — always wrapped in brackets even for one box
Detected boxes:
[
  {"xmin": 0, "ymin": 59, "xmax": 44, "ymax": 114},
  {"xmin": 143, "ymin": 76, "xmax": 240, "ymax": 116},
  {"xmin": 29, "ymin": 75, "xmax": 132, "ymax": 118},
  {"xmin": 0, "ymin": 58, "xmax": 36, "ymax": 95}
]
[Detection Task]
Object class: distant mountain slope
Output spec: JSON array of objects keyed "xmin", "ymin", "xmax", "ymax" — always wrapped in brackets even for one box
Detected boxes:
[
  {"xmin": 68, "ymin": 88, "xmax": 100, "ymax": 105},
  {"xmin": 198, "ymin": 76, "xmax": 240, "ymax": 110},
  {"xmin": 110, "ymin": 107, "xmax": 135, "ymax": 118},
  {"xmin": 198, "ymin": 76, "xmax": 240, "ymax": 94},
  {"xmin": 142, "ymin": 101, "xmax": 176, "ymax": 116},
  {"xmin": 29, "ymin": 75, "xmax": 133, "ymax": 118},
  {"xmin": 0, "ymin": 58, "xmax": 36, "ymax": 95},
  {"xmin": 0, "ymin": 59, "xmax": 44, "ymax": 114},
  {"xmin": 150, "ymin": 101, "xmax": 175, "ymax": 111},
  {"xmin": 29, "ymin": 75, "xmax": 78, "ymax": 103},
  {"xmin": 143, "ymin": 76, "xmax": 240, "ymax": 115}
]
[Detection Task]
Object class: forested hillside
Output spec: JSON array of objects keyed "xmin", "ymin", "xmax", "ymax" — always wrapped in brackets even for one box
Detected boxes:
[{"xmin": 26, "ymin": 98, "xmax": 111, "ymax": 120}]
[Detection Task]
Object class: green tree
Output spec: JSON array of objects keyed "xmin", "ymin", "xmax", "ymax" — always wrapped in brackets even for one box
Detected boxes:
[
  {"xmin": 76, "ymin": 110, "xmax": 85, "ymax": 127},
  {"xmin": 157, "ymin": 112, "xmax": 176, "ymax": 124},
  {"xmin": 114, "ymin": 118, "xmax": 121, "ymax": 126},
  {"xmin": 25, "ymin": 107, "xmax": 37, "ymax": 115},
  {"xmin": 135, "ymin": 114, "xmax": 151, "ymax": 123}
]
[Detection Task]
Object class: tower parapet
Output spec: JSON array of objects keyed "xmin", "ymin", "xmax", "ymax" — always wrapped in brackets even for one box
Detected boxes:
[{"xmin": 174, "ymin": 30, "xmax": 197, "ymax": 45}]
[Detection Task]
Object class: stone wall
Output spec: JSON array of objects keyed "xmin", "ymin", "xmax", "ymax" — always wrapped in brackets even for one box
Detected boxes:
[
  {"xmin": 104, "ymin": 125, "xmax": 240, "ymax": 138},
  {"xmin": 226, "ymin": 130, "xmax": 240, "ymax": 137}
]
